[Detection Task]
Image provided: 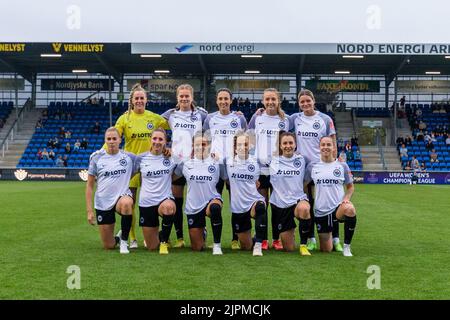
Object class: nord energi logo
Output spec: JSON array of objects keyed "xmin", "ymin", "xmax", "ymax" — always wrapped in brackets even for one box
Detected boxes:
[{"xmin": 175, "ymin": 45, "xmax": 194, "ymax": 53}]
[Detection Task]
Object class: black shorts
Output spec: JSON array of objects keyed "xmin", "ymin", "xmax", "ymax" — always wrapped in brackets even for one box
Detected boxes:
[
  {"xmin": 139, "ymin": 205, "xmax": 161, "ymax": 228},
  {"xmin": 95, "ymin": 208, "xmax": 116, "ymax": 225},
  {"xmin": 187, "ymin": 206, "xmax": 207, "ymax": 229},
  {"xmin": 315, "ymin": 207, "xmax": 342, "ymax": 233},
  {"xmin": 258, "ymin": 175, "xmax": 272, "ymax": 190},
  {"xmin": 216, "ymin": 178, "xmax": 230, "ymax": 195},
  {"xmin": 173, "ymin": 176, "xmax": 187, "ymax": 186},
  {"xmin": 270, "ymin": 204, "xmax": 296, "ymax": 233},
  {"xmin": 232, "ymin": 210, "xmax": 252, "ymax": 234}
]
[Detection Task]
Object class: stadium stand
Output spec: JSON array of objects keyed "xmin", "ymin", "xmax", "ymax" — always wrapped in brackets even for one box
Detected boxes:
[
  {"xmin": 396, "ymin": 103, "xmax": 450, "ymax": 171},
  {"xmin": 0, "ymin": 101, "xmax": 14, "ymax": 129}
]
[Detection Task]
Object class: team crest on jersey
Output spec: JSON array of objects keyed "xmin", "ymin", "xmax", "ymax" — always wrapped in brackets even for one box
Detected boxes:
[
  {"xmin": 248, "ymin": 164, "xmax": 256, "ymax": 172},
  {"xmin": 208, "ymin": 165, "xmax": 216, "ymax": 173},
  {"xmin": 97, "ymin": 216, "xmax": 103, "ymax": 223},
  {"xmin": 190, "ymin": 115, "xmax": 198, "ymax": 122},
  {"xmin": 313, "ymin": 121, "xmax": 321, "ymax": 130},
  {"xmin": 293, "ymin": 158, "xmax": 302, "ymax": 168},
  {"xmin": 278, "ymin": 121, "xmax": 286, "ymax": 130},
  {"xmin": 147, "ymin": 122, "xmax": 154, "ymax": 130},
  {"xmin": 230, "ymin": 120, "xmax": 239, "ymax": 128},
  {"xmin": 163, "ymin": 159, "xmax": 171, "ymax": 167},
  {"xmin": 120, "ymin": 158, "xmax": 128, "ymax": 167},
  {"xmin": 333, "ymin": 168, "xmax": 342, "ymax": 177}
]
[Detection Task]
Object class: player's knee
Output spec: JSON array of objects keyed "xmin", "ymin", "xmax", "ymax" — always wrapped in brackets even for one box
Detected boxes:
[
  {"xmin": 344, "ymin": 204, "xmax": 356, "ymax": 217},
  {"xmin": 209, "ymin": 203, "xmax": 222, "ymax": 220}
]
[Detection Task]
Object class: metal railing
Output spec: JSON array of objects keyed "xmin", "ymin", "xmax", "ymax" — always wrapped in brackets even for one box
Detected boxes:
[
  {"xmin": 1, "ymin": 98, "xmax": 31, "ymax": 157},
  {"xmin": 375, "ymin": 128, "xmax": 387, "ymax": 170}
]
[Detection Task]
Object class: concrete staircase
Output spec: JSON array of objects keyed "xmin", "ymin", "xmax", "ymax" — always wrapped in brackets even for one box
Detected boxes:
[
  {"xmin": 359, "ymin": 145, "xmax": 403, "ymax": 171},
  {"xmin": 334, "ymin": 111, "xmax": 355, "ymax": 141},
  {"xmin": 0, "ymin": 108, "xmax": 41, "ymax": 168},
  {"xmin": 360, "ymin": 146, "xmax": 384, "ymax": 171},
  {"xmin": 397, "ymin": 118, "xmax": 413, "ymax": 139}
]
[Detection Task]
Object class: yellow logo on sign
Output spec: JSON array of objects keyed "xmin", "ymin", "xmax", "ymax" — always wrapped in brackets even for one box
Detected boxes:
[
  {"xmin": 52, "ymin": 43, "xmax": 62, "ymax": 53},
  {"xmin": 0, "ymin": 43, "xmax": 26, "ymax": 52}
]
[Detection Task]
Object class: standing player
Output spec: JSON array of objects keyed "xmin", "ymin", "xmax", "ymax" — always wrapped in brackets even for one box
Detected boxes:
[
  {"xmin": 161, "ymin": 84, "xmax": 208, "ymax": 248},
  {"xmin": 289, "ymin": 89, "xmax": 339, "ymax": 252},
  {"xmin": 203, "ymin": 88, "xmax": 247, "ymax": 250},
  {"xmin": 266, "ymin": 132, "xmax": 312, "ymax": 255},
  {"xmin": 86, "ymin": 127, "xmax": 137, "ymax": 254},
  {"xmin": 224, "ymin": 131, "xmax": 267, "ymax": 256},
  {"xmin": 134, "ymin": 129, "xmax": 177, "ymax": 254},
  {"xmin": 305, "ymin": 136, "xmax": 357, "ymax": 257},
  {"xmin": 113, "ymin": 83, "xmax": 169, "ymax": 248},
  {"xmin": 173, "ymin": 132, "xmax": 226, "ymax": 255},
  {"xmin": 248, "ymin": 88, "xmax": 290, "ymax": 251}
]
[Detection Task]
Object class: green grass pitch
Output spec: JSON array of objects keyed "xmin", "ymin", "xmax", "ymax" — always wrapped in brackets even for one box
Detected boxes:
[{"xmin": 1, "ymin": 181, "xmax": 449, "ymax": 299}]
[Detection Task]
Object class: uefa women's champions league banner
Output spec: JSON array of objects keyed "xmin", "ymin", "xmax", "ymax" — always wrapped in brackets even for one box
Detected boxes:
[{"xmin": 352, "ymin": 171, "xmax": 450, "ymax": 184}]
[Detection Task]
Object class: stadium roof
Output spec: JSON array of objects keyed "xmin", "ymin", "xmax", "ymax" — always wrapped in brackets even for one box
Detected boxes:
[{"xmin": 1, "ymin": 43, "xmax": 450, "ymax": 82}]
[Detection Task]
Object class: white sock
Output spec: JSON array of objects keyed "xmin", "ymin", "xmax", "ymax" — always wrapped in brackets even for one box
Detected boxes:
[
  {"xmin": 308, "ymin": 237, "xmax": 317, "ymax": 244},
  {"xmin": 333, "ymin": 237, "xmax": 340, "ymax": 244}
]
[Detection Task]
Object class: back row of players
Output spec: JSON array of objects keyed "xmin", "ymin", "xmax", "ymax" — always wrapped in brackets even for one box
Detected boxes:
[{"xmin": 85, "ymin": 84, "xmax": 357, "ymax": 257}]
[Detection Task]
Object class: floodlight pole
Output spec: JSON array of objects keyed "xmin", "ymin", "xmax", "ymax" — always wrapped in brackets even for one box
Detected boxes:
[{"xmin": 108, "ymin": 75, "xmax": 112, "ymax": 127}]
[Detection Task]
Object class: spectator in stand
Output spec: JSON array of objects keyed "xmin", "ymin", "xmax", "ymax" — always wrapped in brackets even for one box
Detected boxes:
[
  {"xmin": 73, "ymin": 139, "xmax": 81, "ymax": 153},
  {"xmin": 37, "ymin": 149, "xmax": 43, "ymax": 160},
  {"xmin": 338, "ymin": 150, "xmax": 347, "ymax": 162},
  {"xmin": 344, "ymin": 141, "xmax": 352, "ymax": 152},
  {"xmin": 35, "ymin": 119, "xmax": 43, "ymax": 129},
  {"xmin": 404, "ymin": 160, "xmax": 412, "ymax": 170},
  {"xmin": 418, "ymin": 121, "xmax": 427, "ymax": 131},
  {"xmin": 47, "ymin": 138, "xmax": 54, "ymax": 148},
  {"xmin": 92, "ymin": 122, "xmax": 101, "ymax": 134},
  {"xmin": 396, "ymin": 136, "xmax": 404, "ymax": 148},
  {"xmin": 244, "ymin": 98, "xmax": 251, "ymax": 108},
  {"xmin": 65, "ymin": 142, "xmax": 71, "ymax": 154},
  {"xmin": 405, "ymin": 136, "xmax": 413, "ymax": 146},
  {"xmin": 281, "ymin": 97, "xmax": 289, "ymax": 109},
  {"xmin": 351, "ymin": 136, "xmax": 359, "ymax": 147},
  {"xmin": 65, "ymin": 130, "xmax": 72, "ymax": 139},
  {"xmin": 42, "ymin": 109, "xmax": 48, "ymax": 120},
  {"xmin": 411, "ymin": 156, "xmax": 420, "ymax": 170},
  {"xmin": 439, "ymin": 106, "xmax": 447, "ymax": 113},
  {"xmin": 420, "ymin": 162, "xmax": 427, "ymax": 171},
  {"xmin": 346, "ymin": 148, "xmax": 354, "ymax": 161},
  {"xmin": 399, "ymin": 144, "xmax": 408, "ymax": 158},
  {"xmin": 238, "ymin": 97, "xmax": 244, "ymax": 108},
  {"xmin": 415, "ymin": 108, "xmax": 422, "ymax": 117},
  {"xmin": 446, "ymin": 134, "xmax": 450, "ymax": 146},
  {"xmin": 416, "ymin": 130, "xmax": 424, "ymax": 142},
  {"xmin": 256, "ymin": 100, "xmax": 264, "ymax": 109},
  {"xmin": 81, "ymin": 137, "xmax": 88, "ymax": 149},
  {"xmin": 42, "ymin": 148, "xmax": 49, "ymax": 160},
  {"xmin": 354, "ymin": 150, "xmax": 361, "ymax": 161},
  {"xmin": 337, "ymin": 138, "xmax": 345, "ymax": 151},
  {"xmin": 58, "ymin": 127, "xmax": 65, "ymax": 138},
  {"xmin": 63, "ymin": 155, "xmax": 68, "ymax": 167},
  {"xmin": 232, "ymin": 97, "xmax": 238, "ymax": 108},
  {"xmin": 54, "ymin": 137, "xmax": 60, "ymax": 149},
  {"xmin": 55, "ymin": 155, "xmax": 64, "ymax": 167},
  {"xmin": 430, "ymin": 149, "xmax": 439, "ymax": 163},
  {"xmin": 48, "ymin": 148, "xmax": 55, "ymax": 160},
  {"xmin": 99, "ymin": 96, "xmax": 105, "ymax": 105},
  {"xmin": 425, "ymin": 140, "xmax": 435, "ymax": 152}
]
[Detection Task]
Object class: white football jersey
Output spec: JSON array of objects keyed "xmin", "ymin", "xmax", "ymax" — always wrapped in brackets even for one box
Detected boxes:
[
  {"xmin": 305, "ymin": 160, "xmax": 353, "ymax": 217},
  {"xmin": 248, "ymin": 112, "xmax": 291, "ymax": 165},
  {"xmin": 203, "ymin": 111, "xmax": 247, "ymax": 162},
  {"xmin": 290, "ymin": 111, "xmax": 336, "ymax": 165},
  {"xmin": 225, "ymin": 156, "xmax": 265, "ymax": 213},
  {"xmin": 134, "ymin": 152, "xmax": 176, "ymax": 207},
  {"xmin": 268, "ymin": 154, "xmax": 307, "ymax": 208},
  {"xmin": 88, "ymin": 149, "xmax": 136, "ymax": 211},
  {"xmin": 174, "ymin": 157, "xmax": 225, "ymax": 215},
  {"xmin": 161, "ymin": 108, "xmax": 207, "ymax": 163}
]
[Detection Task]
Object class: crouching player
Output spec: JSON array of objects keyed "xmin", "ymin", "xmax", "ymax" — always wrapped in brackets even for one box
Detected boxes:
[
  {"xmin": 86, "ymin": 127, "xmax": 137, "ymax": 254},
  {"xmin": 224, "ymin": 131, "xmax": 267, "ymax": 256},
  {"xmin": 305, "ymin": 136, "xmax": 357, "ymax": 257}
]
